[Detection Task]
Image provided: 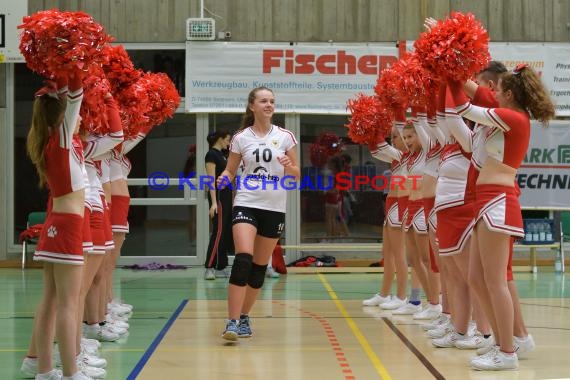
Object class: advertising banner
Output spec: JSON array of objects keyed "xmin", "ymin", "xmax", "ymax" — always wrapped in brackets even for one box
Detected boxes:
[
  {"xmin": 517, "ymin": 120, "xmax": 570, "ymax": 209},
  {"xmin": 185, "ymin": 42, "xmax": 398, "ymax": 114}
]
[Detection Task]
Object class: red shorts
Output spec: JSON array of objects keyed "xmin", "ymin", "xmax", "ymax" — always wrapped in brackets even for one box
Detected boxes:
[
  {"xmin": 404, "ymin": 199, "xmax": 427, "ymax": 234},
  {"xmin": 423, "ymin": 197, "xmax": 436, "ymax": 231},
  {"xmin": 397, "ymin": 196, "xmax": 409, "ymax": 226},
  {"xmin": 437, "ymin": 202, "xmax": 475, "ymax": 256},
  {"xmin": 34, "ymin": 212, "xmax": 84, "ymax": 265},
  {"xmin": 111, "ymin": 195, "xmax": 130, "ymax": 233},
  {"xmin": 101, "ymin": 195, "xmax": 115, "ymax": 250},
  {"xmin": 83, "ymin": 207, "xmax": 93, "ymax": 253},
  {"xmin": 384, "ymin": 196, "xmax": 401, "ymax": 227},
  {"xmin": 474, "ymin": 185, "xmax": 524, "ymax": 238},
  {"xmin": 89, "ymin": 211, "xmax": 106, "ymax": 255}
]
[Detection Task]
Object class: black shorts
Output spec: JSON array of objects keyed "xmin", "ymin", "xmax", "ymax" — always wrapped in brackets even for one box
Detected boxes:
[{"xmin": 232, "ymin": 206, "xmax": 285, "ymax": 238}]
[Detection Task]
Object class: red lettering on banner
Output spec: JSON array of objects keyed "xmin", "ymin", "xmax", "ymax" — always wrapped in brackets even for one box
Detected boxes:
[{"xmin": 262, "ymin": 49, "xmax": 398, "ymax": 75}]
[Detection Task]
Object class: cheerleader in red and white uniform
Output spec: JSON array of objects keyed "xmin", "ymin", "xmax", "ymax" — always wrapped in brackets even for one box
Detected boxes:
[
  {"xmin": 448, "ymin": 64, "xmax": 555, "ymax": 370},
  {"xmin": 393, "ymin": 109, "xmax": 441, "ymax": 316},
  {"xmin": 447, "ymin": 62, "xmax": 535, "ymax": 360},
  {"xmin": 80, "ymin": 93, "xmax": 125, "ymax": 346},
  {"xmin": 363, "ymin": 124, "xmax": 408, "ymax": 308},
  {"xmin": 23, "ymin": 70, "xmax": 87, "ymax": 379}
]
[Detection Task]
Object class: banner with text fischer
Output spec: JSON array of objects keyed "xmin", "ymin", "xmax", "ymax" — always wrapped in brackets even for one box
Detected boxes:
[
  {"xmin": 185, "ymin": 42, "xmax": 398, "ymax": 114},
  {"xmin": 517, "ymin": 120, "xmax": 570, "ymax": 209},
  {"xmin": 487, "ymin": 43, "xmax": 570, "ymax": 117}
]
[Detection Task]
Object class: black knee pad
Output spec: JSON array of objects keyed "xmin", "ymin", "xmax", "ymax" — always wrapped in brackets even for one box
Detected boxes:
[
  {"xmin": 229, "ymin": 253, "xmax": 253, "ymax": 287},
  {"xmin": 247, "ymin": 262, "xmax": 268, "ymax": 289}
]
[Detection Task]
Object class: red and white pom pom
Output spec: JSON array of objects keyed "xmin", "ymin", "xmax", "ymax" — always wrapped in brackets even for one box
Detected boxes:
[
  {"xmin": 413, "ymin": 12, "xmax": 490, "ymax": 81},
  {"xmin": 114, "ymin": 73, "xmax": 151, "ymax": 139},
  {"xmin": 396, "ymin": 53, "xmax": 439, "ymax": 107},
  {"xmin": 317, "ymin": 133, "xmax": 343, "ymax": 157},
  {"xmin": 101, "ymin": 44, "xmax": 141, "ymax": 91},
  {"xmin": 346, "ymin": 93, "xmax": 393, "ymax": 145},
  {"xmin": 374, "ymin": 66, "xmax": 408, "ymax": 112},
  {"xmin": 140, "ymin": 72, "xmax": 181, "ymax": 129},
  {"xmin": 18, "ymin": 9, "xmax": 113, "ymax": 78},
  {"xmin": 309, "ymin": 143, "xmax": 329, "ymax": 168},
  {"xmin": 80, "ymin": 64, "xmax": 112, "ymax": 135}
]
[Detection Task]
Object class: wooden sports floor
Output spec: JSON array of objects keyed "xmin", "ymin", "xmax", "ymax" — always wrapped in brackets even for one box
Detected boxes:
[{"xmin": 1, "ymin": 268, "xmax": 569, "ymax": 379}]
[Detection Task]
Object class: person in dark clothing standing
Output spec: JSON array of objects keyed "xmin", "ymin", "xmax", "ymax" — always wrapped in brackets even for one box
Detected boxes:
[{"xmin": 204, "ymin": 130, "xmax": 234, "ymax": 280}]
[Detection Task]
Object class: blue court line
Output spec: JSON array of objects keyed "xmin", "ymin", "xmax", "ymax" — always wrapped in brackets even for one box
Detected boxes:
[{"xmin": 126, "ymin": 299, "xmax": 188, "ymax": 380}]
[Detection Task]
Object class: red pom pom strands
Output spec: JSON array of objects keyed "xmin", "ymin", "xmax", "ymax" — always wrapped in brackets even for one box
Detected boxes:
[
  {"xmin": 396, "ymin": 53, "xmax": 439, "ymax": 107},
  {"xmin": 101, "ymin": 44, "xmax": 141, "ymax": 91},
  {"xmin": 80, "ymin": 64, "xmax": 112, "ymax": 134},
  {"xmin": 374, "ymin": 67, "xmax": 407, "ymax": 111},
  {"xmin": 346, "ymin": 94, "xmax": 393, "ymax": 145},
  {"xmin": 413, "ymin": 12, "xmax": 490, "ymax": 81},
  {"xmin": 18, "ymin": 9, "xmax": 112, "ymax": 78},
  {"xmin": 140, "ymin": 72, "xmax": 181, "ymax": 128},
  {"xmin": 309, "ymin": 143, "xmax": 329, "ymax": 168},
  {"xmin": 317, "ymin": 132, "xmax": 344, "ymax": 157}
]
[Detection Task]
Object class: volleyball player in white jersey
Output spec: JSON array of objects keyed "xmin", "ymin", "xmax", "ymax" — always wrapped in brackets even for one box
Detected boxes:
[
  {"xmin": 363, "ymin": 124, "xmax": 408, "ymax": 308},
  {"xmin": 217, "ymin": 87, "xmax": 299, "ymax": 341}
]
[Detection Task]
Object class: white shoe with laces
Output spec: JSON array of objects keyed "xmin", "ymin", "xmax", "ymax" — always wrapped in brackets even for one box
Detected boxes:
[
  {"xmin": 76, "ymin": 360, "xmax": 106, "ymax": 379},
  {"xmin": 362, "ymin": 293, "xmax": 391, "ymax": 306},
  {"xmin": 20, "ymin": 357, "xmax": 39, "ymax": 378},
  {"xmin": 34, "ymin": 369, "xmax": 62, "ymax": 380},
  {"xmin": 432, "ymin": 331, "xmax": 464, "ymax": 348},
  {"xmin": 413, "ymin": 303, "xmax": 442, "ymax": 320},
  {"xmin": 392, "ymin": 302, "xmax": 422, "ymax": 315},
  {"xmin": 422, "ymin": 313, "xmax": 449, "ymax": 331},
  {"xmin": 379, "ymin": 297, "xmax": 407, "ymax": 310},
  {"xmin": 427, "ymin": 320, "xmax": 453, "ymax": 338},
  {"xmin": 455, "ymin": 333, "xmax": 495, "ymax": 350},
  {"xmin": 471, "ymin": 349, "xmax": 518, "ymax": 371},
  {"xmin": 514, "ymin": 334, "xmax": 535, "ymax": 358}
]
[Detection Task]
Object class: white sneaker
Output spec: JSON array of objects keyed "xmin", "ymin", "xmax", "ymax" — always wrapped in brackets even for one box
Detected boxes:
[
  {"xmin": 111, "ymin": 298, "xmax": 133, "ymax": 312},
  {"xmin": 392, "ymin": 302, "xmax": 422, "ymax": 315},
  {"xmin": 467, "ymin": 321, "xmax": 477, "ymax": 336},
  {"xmin": 471, "ymin": 346, "xmax": 499, "ymax": 364},
  {"xmin": 413, "ymin": 303, "xmax": 442, "ymax": 320},
  {"xmin": 432, "ymin": 331, "xmax": 464, "ymax": 348},
  {"xmin": 107, "ymin": 302, "xmax": 131, "ymax": 317},
  {"xmin": 422, "ymin": 314, "xmax": 449, "ymax": 331},
  {"xmin": 105, "ymin": 314, "xmax": 129, "ymax": 330},
  {"xmin": 476, "ymin": 344, "xmax": 498, "ymax": 357},
  {"xmin": 35, "ymin": 369, "xmax": 62, "ymax": 380},
  {"xmin": 266, "ymin": 266, "xmax": 280, "ymax": 278},
  {"xmin": 455, "ymin": 333, "xmax": 495, "ymax": 350},
  {"xmin": 83, "ymin": 324, "xmax": 120, "ymax": 342},
  {"xmin": 215, "ymin": 269, "xmax": 230, "ymax": 278},
  {"xmin": 471, "ymin": 349, "xmax": 518, "ymax": 371},
  {"xmin": 514, "ymin": 334, "xmax": 535, "ymax": 358},
  {"xmin": 379, "ymin": 297, "xmax": 407, "ymax": 310},
  {"xmin": 362, "ymin": 293, "xmax": 391, "ymax": 306},
  {"xmin": 81, "ymin": 338, "xmax": 101, "ymax": 350},
  {"xmin": 77, "ymin": 360, "xmax": 106, "ymax": 379},
  {"xmin": 427, "ymin": 320, "xmax": 453, "ymax": 338},
  {"xmin": 204, "ymin": 268, "xmax": 215, "ymax": 280},
  {"xmin": 21, "ymin": 357, "xmax": 38, "ymax": 378},
  {"xmin": 77, "ymin": 352, "xmax": 107, "ymax": 369},
  {"xmin": 103, "ymin": 322, "xmax": 127, "ymax": 336}
]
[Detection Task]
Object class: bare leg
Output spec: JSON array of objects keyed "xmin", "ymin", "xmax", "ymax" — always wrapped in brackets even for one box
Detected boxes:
[
  {"xmin": 509, "ymin": 281, "xmax": 528, "ymax": 337},
  {"xmin": 241, "ymin": 235, "xmax": 280, "ymax": 314},
  {"xmin": 468, "ymin": 228, "xmax": 500, "ymax": 344},
  {"xmin": 53, "ymin": 263, "xmax": 83, "ymax": 377},
  {"xmin": 426, "ymin": 229, "xmax": 441, "ymax": 304},
  {"xmin": 380, "ymin": 226, "xmax": 395, "ymax": 297},
  {"xmin": 476, "ymin": 222, "xmax": 514, "ymax": 352},
  {"xmin": 449, "ymin": 244, "xmax": 471, "ymax": 334},
  {"xmin": 33, "ymin": 264, "xmax": 57, "ymax": 374},
  {"xmin": 406, "ymin": 231, "xmax": 431, "ymax": 302},
  {"xmin": 228, "ymin": 223, "xmax": 256, "ymax": 320}
]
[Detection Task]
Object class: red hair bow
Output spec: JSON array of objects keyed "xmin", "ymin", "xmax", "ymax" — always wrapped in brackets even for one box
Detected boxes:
[
  {"xmin": 34, "ymin": 80, "xmax": 59, "ymax": 98},
  {"xmin": 513, "ymin": 63, "xmax": 528, "ymax": 75}
]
